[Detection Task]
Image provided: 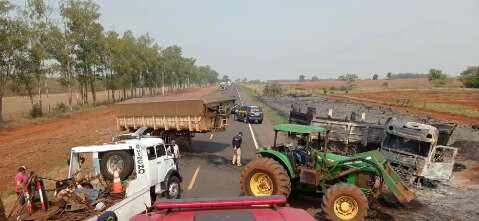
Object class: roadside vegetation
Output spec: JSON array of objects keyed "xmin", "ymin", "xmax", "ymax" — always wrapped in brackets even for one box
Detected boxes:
[
  {"xmin": 240, "ymin": 84, "xmax": 287, "ymax": 125},
  {"xmin": 0, "ymin": 0, "xmax": 219, "ymax": 122}
]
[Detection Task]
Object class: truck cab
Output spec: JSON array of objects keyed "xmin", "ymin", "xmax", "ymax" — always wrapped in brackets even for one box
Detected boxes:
[
  {"xmin": 235, "ymin": 105, "xmax": 263, "ymax": 124},
  {"xmin": 67, "ymin": 137, "xmax": 181, "ymax": 221},
  {"xmin": 380, "ymin": 118, "xmax": 458, "ymax": 183}
]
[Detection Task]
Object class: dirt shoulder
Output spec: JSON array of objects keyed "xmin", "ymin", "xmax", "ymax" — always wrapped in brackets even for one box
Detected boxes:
[{"xmin": 0, "ymin": 87, "xmax": 215, "ymax": 198}]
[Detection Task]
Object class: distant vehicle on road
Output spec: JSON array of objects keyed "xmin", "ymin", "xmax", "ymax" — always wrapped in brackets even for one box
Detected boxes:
[
  {"xmin": 130, "ymin": 195, "xmax": 316, "ymax": 221},
  {"xmin": 235, "ymin": 105, "xmax": 263, "ymax": 124},
  {"xmin": 230, "ymin": 103, "xmax": 242, "ymax": 115}
]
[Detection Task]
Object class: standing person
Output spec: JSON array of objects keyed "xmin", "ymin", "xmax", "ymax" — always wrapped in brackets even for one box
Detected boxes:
[
  {"xmin": 232, "ymin": 132, "xmax": 243, "ymax": 166},
  {"xmin": 15, "ymin": 166, "xmax": 28, "ymax": 205},
  {"xmin": 168, "ymin": 140, "xmax": 180, "ymax": 170}
]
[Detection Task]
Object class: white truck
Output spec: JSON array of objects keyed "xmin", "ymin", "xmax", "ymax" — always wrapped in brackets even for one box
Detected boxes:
[{"xmin": 64, "ymin": 137, "xmax": 181, "ymax": 221}]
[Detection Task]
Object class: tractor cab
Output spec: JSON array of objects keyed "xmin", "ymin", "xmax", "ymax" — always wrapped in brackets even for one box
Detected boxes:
[{"xmin": 270, "ymin": 124, "xmax": 328, "ymax": 167}]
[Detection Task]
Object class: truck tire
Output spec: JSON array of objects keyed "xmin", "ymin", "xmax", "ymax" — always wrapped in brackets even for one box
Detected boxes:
[
  {"xmin": 240, "ymin": 158, "xmax": 291, "ymax": 197},
  {"xmin": 166, "ymin": 176, "xmax": 181, "ymax": 199},
  {"xmin": 97, "ymin": 211, "xmax": 117, "ymax": 221},
  {"xmin": 322, "ymin": 183, "xmax": 368, "ymax": 221},
  {"xmin": 100, "ymin": 151, "xmax": 134, "ymax": 180}
]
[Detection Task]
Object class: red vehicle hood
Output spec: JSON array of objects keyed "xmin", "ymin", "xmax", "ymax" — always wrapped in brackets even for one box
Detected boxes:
[{"xmin": 130, "ymin": 207, "xmax": 315, "ymax": 221}]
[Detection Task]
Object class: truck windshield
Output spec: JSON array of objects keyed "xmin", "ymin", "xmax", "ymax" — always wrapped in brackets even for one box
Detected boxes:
[
  {"xmin": 249, "ymin": 107, "xmax": 260, "ymax": 112},
  {"xmin": 383, "ymin": 134, "xmax": 431, "ymax": 157}
]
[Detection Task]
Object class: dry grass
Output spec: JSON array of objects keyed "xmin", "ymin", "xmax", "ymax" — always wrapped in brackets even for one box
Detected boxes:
[
  {"xmin": 2, "ymin": 89, "xmax": 132, "ymax": 121},
  {"xmin": 280, "ymin": 78, "xmax": 463, "ymax": 93}
]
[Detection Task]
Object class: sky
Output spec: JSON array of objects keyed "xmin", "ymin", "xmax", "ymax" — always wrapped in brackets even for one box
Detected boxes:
[{"xmin": 14, "ymin": 0, "xmax": 479, "ymax": 80}]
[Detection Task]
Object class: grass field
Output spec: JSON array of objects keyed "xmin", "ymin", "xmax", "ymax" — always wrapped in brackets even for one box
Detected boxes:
[
  {"xmin": 1, "ymin": 90, "xmax": 118, "ymax": 121},
  {"xmin": 279, "ymin": 78, "xmax": 463, "ymax": 93},
  {"xmin": 342, "ymin": 89, "xmax": 479, "ymax": 120},
  {"xmin": 248, "ymin": 78, "xmax": 479, "ymax": 122}
]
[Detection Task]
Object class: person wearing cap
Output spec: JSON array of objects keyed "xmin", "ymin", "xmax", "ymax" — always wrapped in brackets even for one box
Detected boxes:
[
  {"xmin": 15, "ymin": 166, "xmax": 28, "ymax": 205},
  {"xmin": 232, "ymin": 132, "xmax": 243, "ymax": 166}
]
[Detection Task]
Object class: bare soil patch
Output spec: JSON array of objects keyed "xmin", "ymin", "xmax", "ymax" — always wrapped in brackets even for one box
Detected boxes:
[
  {"xmin": 281, "ymin": 78, "xmax": 462, "ymax": 91},
  {"xmin": 330, "ymin": 89, "xmax": 479, "ymax": 124},
  {"xmin": 0, "ymin": 87, "xmax": 214, "ymax": 194}
]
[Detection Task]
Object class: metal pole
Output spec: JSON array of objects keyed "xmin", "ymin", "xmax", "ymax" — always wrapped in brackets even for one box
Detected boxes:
[{"xmin": 273, "ymin": 131, "xmax": 278, "ymax": 148}]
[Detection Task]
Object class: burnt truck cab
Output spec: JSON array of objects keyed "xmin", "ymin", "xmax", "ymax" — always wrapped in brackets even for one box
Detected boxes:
[{"xmin": 380, "ymin": 118, "xmax": 458, "ymax": 183}]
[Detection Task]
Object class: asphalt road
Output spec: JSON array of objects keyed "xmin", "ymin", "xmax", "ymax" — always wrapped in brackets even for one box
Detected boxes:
[
  {"xmin": 170, "ymin": 86, "xmax": 330, "ymax": 220},
  {"xmin": 178, "ymin": 86, "xmax": 272, "ymax": 198}
]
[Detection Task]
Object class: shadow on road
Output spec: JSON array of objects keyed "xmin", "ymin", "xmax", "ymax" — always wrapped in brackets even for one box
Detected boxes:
[{"xmin": 191, "ymin": 140, "xmax": 229, "ymax": 153}]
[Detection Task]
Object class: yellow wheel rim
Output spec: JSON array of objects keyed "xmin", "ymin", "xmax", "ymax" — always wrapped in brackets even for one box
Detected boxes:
[
  {"xmin": 249, "ymin": 172, "xmax": 274, "ymax": 196},
  {"xmin": 333, "ymin": 196, "xmax": 359, "ymax": 220}
]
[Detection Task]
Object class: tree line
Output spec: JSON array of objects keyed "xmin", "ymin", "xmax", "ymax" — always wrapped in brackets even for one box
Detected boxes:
[{"xmin": 0, "ymin": 0, "xmax": 219, "ymax": 121}]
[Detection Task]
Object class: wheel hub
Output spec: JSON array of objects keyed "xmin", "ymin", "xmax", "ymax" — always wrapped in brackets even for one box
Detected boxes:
[
  {"xmin": 107, "ymin": 155, "xmax": 125, "ymax": 174},
  {"xmin": 169, "ymin": 183, "xmax": 179, "ymax": 198},
  {"xmin": 333, "ymin": 196, "xmax": 358, "ymax": 220},
  {"xmin": 249, "ymin": 173, "xmax": 273, "ymax": 196}
]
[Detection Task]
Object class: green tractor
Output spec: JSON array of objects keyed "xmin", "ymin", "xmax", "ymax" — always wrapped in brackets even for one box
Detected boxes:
[{"xmin": 240, "ymin": 124, "xmax": 415, "ymax": 221}]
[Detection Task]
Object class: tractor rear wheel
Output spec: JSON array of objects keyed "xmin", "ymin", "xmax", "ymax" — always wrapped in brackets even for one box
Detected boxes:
[
  {"xmin": 240, "ymin": 158, "xmax": 291, "ymax": 197},
  {"xmin": 322, "ymin": 183, "xmax": 368, "ymax": 221}
]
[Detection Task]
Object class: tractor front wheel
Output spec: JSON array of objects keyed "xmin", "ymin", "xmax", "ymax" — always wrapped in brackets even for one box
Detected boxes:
[
  {"xmin": 240, "ymin": 158, "xmax": 291, "ymax": 197},
  {"xmin": 322, "ymin": 183, "xmax": 368, "ymax": 221}
]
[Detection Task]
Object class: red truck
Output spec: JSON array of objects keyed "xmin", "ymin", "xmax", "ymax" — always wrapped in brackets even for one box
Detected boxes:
[{"xmin": 130, "ymin": 195, "xmax": 315, "ymax": 221}]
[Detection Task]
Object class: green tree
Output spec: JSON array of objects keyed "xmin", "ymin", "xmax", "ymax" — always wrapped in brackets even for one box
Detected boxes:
[
  {"xmin": 338, "ymin": 74, "xmax": 359, "ymax": 81},
  {"xmin": 0, "ymin": 0, "xmax": 24, "ymax": 121},
  {"xmin": 221, "ymin": 75, "xmax": 230, "ymax": 82},
  {"xmin": 311, "ymin": 76, "xmax": 319, "ymax": 81},
  {"xmin": 372, "ymin": 74, "xmax": 378, "ymax": 80},
  {"xmin": 460, "ymin": 66, "xmax": 479, "ymax": 88},
  {"xmin": 338, "ymin": 74, "xmax": 358, "ymax": 92},
  {"xmin": 428, "ymin": 68, "xmax": 447, "ymax": 81},
  {"xmin": 299, "ymin": 74, "xmax": 305, "ymax": 82},
  {"xmin": 62, "ymin": 0, "xmax": 104, "ymax": 104},
  {"xmin": 14, "ymin": 0, "xmax": 54, "ymax": 110},
  {"xmin": 386, "ymin": 72, "xmax": 392, "ymax": 79}
]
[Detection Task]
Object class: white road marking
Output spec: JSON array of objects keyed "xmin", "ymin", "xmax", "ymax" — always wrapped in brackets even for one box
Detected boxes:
[
  {"xmin": 187, "ymin": 167, "xmax": 200, "ymax": 190},
  {"xmin": 236, "ymin": 85, "xmax": 259, "ymax": 149},
  {"xmin": 248, "ymin": 123, "xmax": 259, "ymax": 149}
]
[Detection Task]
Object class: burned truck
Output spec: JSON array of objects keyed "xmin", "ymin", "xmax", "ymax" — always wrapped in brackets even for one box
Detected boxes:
[
  {"xmin": 289, "ymin": 105, "xmax": 458, "ymax": 184},
  {"xmin": 114, "ymin": 93, "xmax": 236, "ymax": 150},
  {"xmin": 381, "ymin": 118, "xmax": 458, "ymax": 184}
]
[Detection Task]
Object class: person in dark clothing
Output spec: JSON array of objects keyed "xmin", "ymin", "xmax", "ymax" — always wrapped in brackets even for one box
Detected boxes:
[{"xmin": 232, "ymin": 132, "xmax": 243, "ymax": 166}]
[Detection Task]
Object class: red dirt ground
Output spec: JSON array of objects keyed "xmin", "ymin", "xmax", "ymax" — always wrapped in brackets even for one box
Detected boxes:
[
  {"xmin": 346, "ymin": 90, "xmax": 479, "ymax": 109},
  {"xmin": 0, "ymin": 87, "xmax": 215, "ymax": 193},
  {"xmin": 452, "ymin": 160, "xmax": 479, "ymax": 188},
  {"xmin": 282, "ymin": 78, "xmax": 462, "ymax": 90},
  {"xmin": 327, "ymin": 90, "xmax": 479, "ymax": 124}
]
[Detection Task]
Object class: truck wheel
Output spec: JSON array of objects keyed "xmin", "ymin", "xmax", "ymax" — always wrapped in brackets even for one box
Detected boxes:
[
  {"xmin": 166, "ymin": 176, "xmax": 181, "ymax": 199},
  {"xmin": 240, "ymin": 158, "xmax": 291, "ymax": 197},
  {"xmin": 100, "ymin": 151, "xmax": 134, "ymax": 180},
  {"xmin": 258, "ymin": 120, "xmax": 263, "ymax": 124},
  {"xmin": 322, "ymin": 183, "xmax": 368, "ymax": 221},
  {"xmin": 97, "ymin": 211, "xmax": 117, "ymax": 221}
]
